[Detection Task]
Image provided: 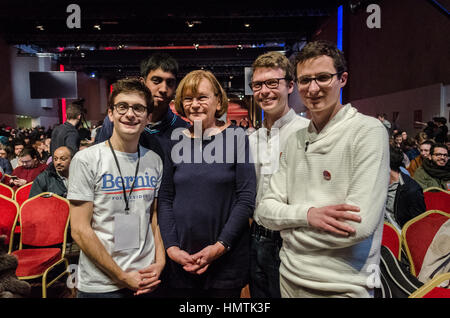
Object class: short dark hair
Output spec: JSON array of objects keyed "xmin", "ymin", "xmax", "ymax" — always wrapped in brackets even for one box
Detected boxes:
[
  {"xmin": 13, "ymin": 139, "xmax": 25, "ymax": 147},
  {"xmin": 19, "ymin": 146, "xmax": 39, "ymax": 159},
  {"xmin": 420, "ymin": 140, "xmax": 434, "ymax": 147},
  {"xmin": 140, "ymin": 53, "xmax": 178, "ymax": 79},
  {"xmin": 389, "ymin": 146, "xmax": 404, "ymax": 172},
  {"xmin": 293, "ymin": 40, "xmax": 347, "ymax": 79},
  {"xmin": 431, "ymin": 143, "xmax": 448, "ymax": 155},
  {"xmin": 108, "ymin": 78, "xmax": 154, "ymax": 114},
  {"xmin": 66, "ymin": 102, "xmax": 82, "ymax": 120}
]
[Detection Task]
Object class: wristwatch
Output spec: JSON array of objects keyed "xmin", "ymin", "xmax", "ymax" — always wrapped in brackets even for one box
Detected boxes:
[{"xmin": 217, "ymin": 240, "xmax": 231, "ymax": 252}]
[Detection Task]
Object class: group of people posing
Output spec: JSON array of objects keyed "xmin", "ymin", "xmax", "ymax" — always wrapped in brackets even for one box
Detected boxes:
[{"xmin": 63, "ymin": 40, "xmax": 436, "ymax": 299}]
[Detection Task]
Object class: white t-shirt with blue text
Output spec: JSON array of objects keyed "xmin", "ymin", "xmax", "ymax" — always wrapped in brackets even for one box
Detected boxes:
[{"xmin": 67, "ymin": 142, "xmax": 162, "ymax": 293}]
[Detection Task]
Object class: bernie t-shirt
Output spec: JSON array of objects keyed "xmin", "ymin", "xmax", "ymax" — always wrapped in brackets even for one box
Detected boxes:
[{"xmin": 67, "ymin": 142, "xmax": 162, "ymax": 293}]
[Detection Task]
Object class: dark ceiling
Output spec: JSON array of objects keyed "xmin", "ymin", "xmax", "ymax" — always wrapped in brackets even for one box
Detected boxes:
[{"xmin": 0, "ymin": 0, "xmax": 345, "ymax": 94}]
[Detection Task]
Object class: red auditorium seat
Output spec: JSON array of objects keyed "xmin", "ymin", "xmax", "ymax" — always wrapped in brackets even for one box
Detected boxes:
[{"xmin": 10, "ymin": 192, "xmax": 70, "ymax": 298}]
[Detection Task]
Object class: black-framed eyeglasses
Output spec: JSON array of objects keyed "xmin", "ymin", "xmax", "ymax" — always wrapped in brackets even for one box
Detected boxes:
[
  {"xmin": 249, "ymin": 78, "xmax": 287, "ymax": 91},
  {"xmin": 432, "ymin": 153, "xmax": 448, "ymax": 158},
  {"xmin": 296, "ymin": 72, "xmax": 341, "ymax": 87},
  {"xmin": 114, "ymin": 102, "xmax": 148, "ymax": 116}
]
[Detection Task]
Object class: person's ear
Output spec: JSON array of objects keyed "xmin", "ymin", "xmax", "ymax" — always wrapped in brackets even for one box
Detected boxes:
[
  {"xmin": 287, "ymin": 80, "xmax": 294, "ymax": 94},
  {"xmin": 339, "ymin": 72, "xmax": 348, "ymax": 87},
  {"xmin": 107, "ymin": 108, "xmax": 114, "ymax": 122}
]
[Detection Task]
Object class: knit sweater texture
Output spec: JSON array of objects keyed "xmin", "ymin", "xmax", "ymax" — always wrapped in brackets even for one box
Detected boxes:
[{"xmin": 257, "ymin": 104, "xmax": 390, "ymax": 297}]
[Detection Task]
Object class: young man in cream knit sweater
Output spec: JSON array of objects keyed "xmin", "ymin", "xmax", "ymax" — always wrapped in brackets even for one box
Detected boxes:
[{"xmin": 256, "ymin": 40, "xmax": 389, "ymax": 297}]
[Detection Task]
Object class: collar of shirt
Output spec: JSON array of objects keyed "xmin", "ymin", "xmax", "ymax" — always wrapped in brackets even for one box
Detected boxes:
[
  {"xmin": 262, "ymin": 108, "xmax": 297, "ymax": 130},
  {"xmin": 144, "ymin": 108, "xmax": 177, "ymax": 135}
]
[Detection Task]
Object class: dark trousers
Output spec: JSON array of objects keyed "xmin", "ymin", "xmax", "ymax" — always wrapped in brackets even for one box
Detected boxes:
[
  {"xmin": 77, "ymin": 288, "xmax": 134, "ymax": 298},
  {"xmin": 249, "ymin": 223, "xmax": 282, "ymax": 298},
  {"xmin": 167, "ymin": 288, "xmax": 242, "ymax": 298}
]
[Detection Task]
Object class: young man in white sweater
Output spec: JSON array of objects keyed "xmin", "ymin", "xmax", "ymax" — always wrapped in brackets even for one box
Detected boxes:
[
  {"xmin": 248, "ymin": 52, "xmax": 309, "ymax": 298},
  {"xmin": 256, "ymin": 40, "xmax": 389, "ymax": 297}
]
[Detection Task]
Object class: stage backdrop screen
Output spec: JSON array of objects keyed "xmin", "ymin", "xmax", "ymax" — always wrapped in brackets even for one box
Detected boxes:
[{"xmin": 29, "ymin": 71, "xmax": 78, "ymax": 99}]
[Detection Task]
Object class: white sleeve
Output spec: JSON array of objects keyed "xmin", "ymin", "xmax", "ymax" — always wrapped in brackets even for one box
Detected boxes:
[
  {"xmin": 293, "ymin": 125, "xmax": 389, "ymax": 249},
  {"xmin": 67, "ymin": 151, "xmax": 96, "ymax": 202},
  {"xmin": 256, "ymin": 136, "xmax": 310, "ymax": 230}
]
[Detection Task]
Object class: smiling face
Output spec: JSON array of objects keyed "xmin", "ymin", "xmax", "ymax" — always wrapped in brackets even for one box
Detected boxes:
[
  {"xmin": 182, "ymin": 78, "xmax": 221, "ymax": 130},
  {"xmin": 296, "ymin": 55, "xmax": 347, "ymax": 118},
  {"xmin": 431, "ymin": 146, "xmax": 448, "ymax": 167},
  {"xmin": 108, "ymin": 92, "xmax": 150, "ymax": 139},
  {"xmin": 252, "ymin": 67, "xmax": 293, "ymax": 119}
]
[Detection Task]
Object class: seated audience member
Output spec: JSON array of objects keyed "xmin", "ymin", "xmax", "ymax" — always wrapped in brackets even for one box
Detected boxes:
[
  {"xmin": 28, "ymin": 146, "xmax": 72, "ymax": 198},
  {"xmin": 8, "ymin": 147, "xmax": 47, "ymax": 190},
  {"xmin": 407, "ymin": 140, "xmax": 434, "ymax": 177},
  {"xmin": 0, "ymin": 145, "xmax": 12, "ymax": 175},
  {"xmin": 393, "ymin": 132, "xmax": 403, "ymax": 148},
  {"xmin": 32, "ymin": 140, "xmax": 49, "ymax": 163},
  {"xmin": 0, "ymin": 144, "xmax": 10, "ymax": 159},
  {"xmin": 10, "ymin": 140, "xmax": 25, "ymax": 169},
  {"xmin": 413, "ymin": 143, "xmax": 450, "ymax": 191},
  {"xmin": 385, "ymin": 146, "xmax": 426, "ymax": 231},
  {"xmin": 403, "ymin": 137, "xmax": 420, "ymax": 161},
  {"xmin": 0, "ymin": 157, "xmax": 12, "ymax": 176}
]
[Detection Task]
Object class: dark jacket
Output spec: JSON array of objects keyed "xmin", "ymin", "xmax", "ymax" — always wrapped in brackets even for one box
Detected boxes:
[
  {"xmin": 50, "ymin": 122, "xmax": 80, "ymax": 155},
  {"xmin": 0, "ymin": 158, "xmax": 12, "ymax": 175},
  {"xmin": 28, "ymin": 163, "xmax": 67, "ymax": 198},
  {"xmin": 394, "ymin": 172, "xmax": 426, "ymax": 228}
]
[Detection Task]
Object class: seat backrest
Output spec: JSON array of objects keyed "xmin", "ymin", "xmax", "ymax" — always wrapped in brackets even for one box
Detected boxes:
[
  {"xmin": 0, "ymin": 194, "xmax": 19, "ymax": 250},
  {"xmin": 15, "ymin": 182, "xmax": 33, "ymax": 207},
  {"xmin": 19, "ymin": 192, "xmax": 69, "ymax": 248},
  {"xmin": 0, "ymin": 183, "xmax": 14, "ymax": 199},
  {"xmin": 382, "ymin": 222, "xmax": 401, "ymax": 260},
  {"xmin": 423, "ymin": 191, "xmax": 450, "ymax": 213},
  {"xmin": 402, "ymin": 210, "xmax": 450, "ymax": 276}
]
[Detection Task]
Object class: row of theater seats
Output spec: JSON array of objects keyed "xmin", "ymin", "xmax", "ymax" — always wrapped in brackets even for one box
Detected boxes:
[
  {"xmin": 381, "ymin": 187, "xmax": 450, "ymax": 298},
  {"xmin": 1, "ymin": 182, "xmax": 448, "ymax": 298},
  {"xmin": 0, "ymin": 185, "xmax": 70, "ymax": 298}
]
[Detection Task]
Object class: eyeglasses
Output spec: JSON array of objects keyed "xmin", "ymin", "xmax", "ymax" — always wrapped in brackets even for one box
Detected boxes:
[
  {"xmin": 432, "ymin": 153, "xmax": 448, "ymax": 158},
  {"xmin": 249, "ymin": 78, "xmax": 287, "ymax": 91},
  {"xmin": 182, "ymin": 95, "xmax": 214, "ymax": 106},
  {"xmin": 114, "ymin": 102, "xmax": 148, "ymax": 116},
  {"xmin": 20, "ymin": 158, "xmax": 34, "ymax": 165},
  {"xmin": 296, "ymin": 72, "xmax": 341, "ymax": 87}
]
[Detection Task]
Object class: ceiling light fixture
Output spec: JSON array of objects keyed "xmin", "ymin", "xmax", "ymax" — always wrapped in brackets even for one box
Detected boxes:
[
  {"xmin": 36, "ymin": 25, "xmax": 44, "ymax": 31},
  {"xmin": 186, "ymin": 20, "xmax": 202, "ymax": 28},
  {"xmin": 93, "ymin": 24, "xmax": 101, "ymax": 30},
  {"xmin": 244, "ymin": 23, "xmax": 250, "ymax": 28}
]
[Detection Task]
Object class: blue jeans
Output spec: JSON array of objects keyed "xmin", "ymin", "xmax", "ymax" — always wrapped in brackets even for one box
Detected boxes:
[{"xmin": 249, "ymin": 225, "xmax": 282, "ymax": 298}]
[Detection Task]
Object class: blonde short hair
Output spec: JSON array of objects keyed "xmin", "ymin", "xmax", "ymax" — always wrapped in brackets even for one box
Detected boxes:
[{"xmin": 174, "ymin": 70, "xmax": 228, "ymax": 118}]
